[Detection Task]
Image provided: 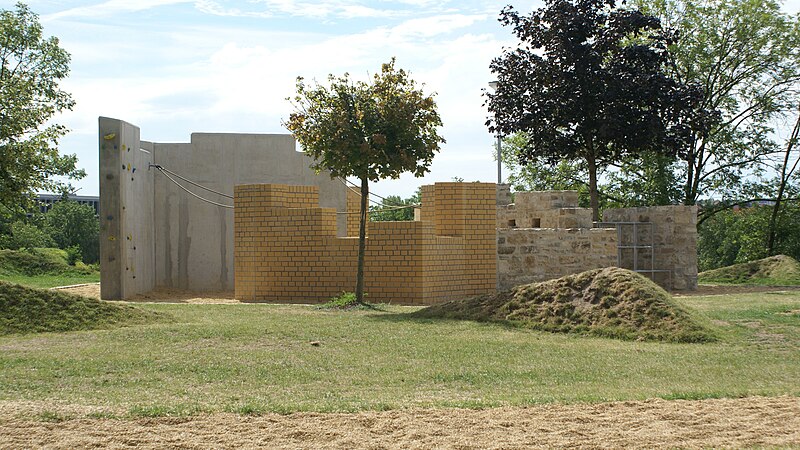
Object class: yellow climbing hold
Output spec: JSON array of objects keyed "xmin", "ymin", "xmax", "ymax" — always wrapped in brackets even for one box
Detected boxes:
[
  {"xmin": 108, "ymin": 236, "xmax": 117, "ymax": 241},
  {"xmin": 104, "ymin": 133, "xmax": 116, "ymax": 140},
  {"xmin": 121, "ymin": 144, "xmax": 127, "ymax": 151}
]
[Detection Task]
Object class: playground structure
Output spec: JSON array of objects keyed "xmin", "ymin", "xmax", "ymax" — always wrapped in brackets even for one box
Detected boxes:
[{"xmin": 99, "ymin": 118, "xmax": 697, "ymax": 302}]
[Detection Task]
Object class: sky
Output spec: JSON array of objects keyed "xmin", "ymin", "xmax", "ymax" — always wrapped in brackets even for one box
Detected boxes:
[{"xmin": 5, "ymin": 0, "xmax": 800, "ymax": 199}]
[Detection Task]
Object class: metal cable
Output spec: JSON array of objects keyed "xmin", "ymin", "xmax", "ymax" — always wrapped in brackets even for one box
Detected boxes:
[
  {"xmin": 157, "ymin": 167, "xmax": 235, "ymax": 209},
  {"xmin": 152, "ymin": 164, "xmax": 233, "ymax": 199},
  {"xmin": 336, "ymin": 203, "xmax": 421, "ymax": 215}
]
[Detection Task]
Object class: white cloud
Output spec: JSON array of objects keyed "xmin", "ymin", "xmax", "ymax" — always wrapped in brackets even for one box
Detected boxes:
[{"xmin": 43, "ymin": 0, "xmax": 195, "ymax": 20}]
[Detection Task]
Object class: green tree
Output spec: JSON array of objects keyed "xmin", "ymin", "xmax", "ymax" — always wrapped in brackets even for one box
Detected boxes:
[
  {"xmin": 0, "ymin": 3, "xmax": 84, "ymax": 212},
  {"xmin": 698, "ymin": 198, "xmax": 800, "ymax": 271},
  {"xmin": 285, "ymin": 59, "xmax": 444, "ymax": 304},
  {"xmin": 44, "ymin": 200, "xmax": 99, "ymax": 264},
  {"xmin": 369, "ymin": 191, "xmax": 420, "ymax": 222},
  {"xmin": 487, "ymin": 0, "xmax": 708, "ymax": 221},
  {"xmin": 635, "ymin": 0, "xmax": 800, "ymax": 207},
  {"xmin": 767, "ymin": 111, "xmax": 800, "ymax": 255}
]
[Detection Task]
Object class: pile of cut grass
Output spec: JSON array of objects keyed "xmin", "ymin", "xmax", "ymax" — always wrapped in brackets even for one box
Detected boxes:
[
  {"xmin": 699, "ymin": 255, "xmax": 800, "ymax": 286},
  {"xmin": 0, "ymin": 281, "xmax": 168, "ymax": 335},
  {"xmin": 413, "ymin": 267, "xmax": 714, "ymax": 343},
  {"xmin": 0, "ymin": 248, "xmax": 99, "ymax": 288}
]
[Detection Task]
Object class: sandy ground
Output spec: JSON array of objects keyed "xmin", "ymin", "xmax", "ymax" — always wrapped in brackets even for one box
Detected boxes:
[
  {"xmin": 52, "ymin": 283, "xmax": 239, "ymax": 304},
  {"xmin": 53, "ymin": 282, "xmax": 800, "ymax": 304},
  {"xmin": 0, "ymin": 396, "xmax": 798, "ymax": 449}
]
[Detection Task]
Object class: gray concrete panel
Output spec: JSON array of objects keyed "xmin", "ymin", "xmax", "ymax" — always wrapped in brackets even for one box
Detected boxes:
[
  {"xmin": 99, "ymin": 120, "xmax": 349, "ymax": 298},
  {"xmin": 99, "ymin": 118, "xmax": 156, "ymax": 299}
]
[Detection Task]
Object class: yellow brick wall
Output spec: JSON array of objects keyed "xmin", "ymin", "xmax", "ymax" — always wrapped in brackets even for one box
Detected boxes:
[
  {"xmin": 234, "ymin": 182, "xmax": 496, "ymax": 305},
  {"xmin": 345, "ymin": 185, "xmax": 362, "ymax": 237}
]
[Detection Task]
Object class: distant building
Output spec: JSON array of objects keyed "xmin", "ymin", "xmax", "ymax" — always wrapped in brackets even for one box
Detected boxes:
[{"xmin": 36, "ymin": 194, "xmax": 100, "ymax": 215}]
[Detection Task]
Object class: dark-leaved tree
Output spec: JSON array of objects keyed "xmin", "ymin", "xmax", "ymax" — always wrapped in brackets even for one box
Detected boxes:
[
  {"xmin": 284, "ymin": 59, "xmax": 444, "ymax": 304},
  {"xmin": 486, "ymin": 0, "xmax": 712, "ymax": 220}
]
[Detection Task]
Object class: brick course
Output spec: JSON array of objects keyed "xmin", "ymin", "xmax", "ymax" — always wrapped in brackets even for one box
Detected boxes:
[{"xmin": 234, "ymin": 182, "xmax": 496, "ymax": 305}]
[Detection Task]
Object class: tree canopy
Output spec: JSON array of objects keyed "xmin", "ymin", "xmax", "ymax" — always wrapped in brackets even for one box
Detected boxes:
[
  {"xmin": 0, "ymin": 3, "xmax": 83, "ymax": 211},
  {"xmin": 635, "ymin": 0, "xmax": 800, "ymax": 207},
  {"xmin": 285, "ymin": 59, "xmax": 444, "ymax": 303},
  {"xmin": 486, "ymin": 0, "xmax": 710, "ymax": 220}
]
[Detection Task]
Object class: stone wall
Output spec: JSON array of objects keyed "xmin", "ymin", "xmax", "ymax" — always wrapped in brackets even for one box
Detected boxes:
[
  {"xmin": 496, "ymin": 189, "xmax": 616, "ymax": 291},
  {"xmin": 497, "ymin": 191, "xmax": 592, "ymax": 229},
  {"xmin": 234, "ymin": 182, "xmax": 496, "ymax": 305},
  {"xmin": 497, "ymin": 228, "xmax": 617, "ymax": 291},
  {"xmin": 602, "ymin": 205, "xmax": 699, "ymax": 290}
]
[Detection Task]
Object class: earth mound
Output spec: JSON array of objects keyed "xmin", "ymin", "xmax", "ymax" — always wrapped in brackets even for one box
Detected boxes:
[
  {"xmin": 413, "ymin": 267, "xmax": 714, "ymax": 342},
  {"xmin": 699, "ymin": 255, "xmax": 800, "ymax": 285},
  {"xmin": 0, "ymin": 281, "xmax": 168, "ymax": 335}
]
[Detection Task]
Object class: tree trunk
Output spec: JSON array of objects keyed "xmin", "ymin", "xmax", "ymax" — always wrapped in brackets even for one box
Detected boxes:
[
  {"xmin": 767, "ymin": 113, "xmax": 800, "ymax": 255},
  {"xmin": 587, "ymin": 152, "xmax": 600, "ymax": 222},
  {"xmin": 355, "ymin": 176, "xmax": 369, "ymax": 304}
]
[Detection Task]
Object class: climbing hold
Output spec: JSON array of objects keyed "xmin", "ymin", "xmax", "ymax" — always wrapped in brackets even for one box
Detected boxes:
[
  {"xmin": 106, "ymin": 215, "xmax": 113, "ymax": 220},
  {"xmin": 127, "ymin": 164, "xmax": 131, "ymax": 171},
  {"xmin": 122, "ymin": 165, "xmax": 126, "ymax": 170},
  {"xmin": 103, "ymin": 133, "xmax": 116, "ymax": 140},
  {"xmin": 121, "ymin": 144, "xmax": 127, "ymax": 152},
  {"xmin": 132, "ymin": 167, "xmax": 136, "ymax": 173},
  {"xmin": 126, "ymin": 234, "xmax": 132, "ymax": 241},
  {"xmin": 108, "ymin": 236, "xmax": 117, "ymax": 241}
]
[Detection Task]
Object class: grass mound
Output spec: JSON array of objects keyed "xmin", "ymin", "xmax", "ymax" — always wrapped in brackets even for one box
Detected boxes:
[
  {"xmin": 0, "ymin": 248, "xmax": 98, "ymax": 289},
  {"xmin": 0, "ymin": 281, "xmax": 168, "ymax": 335},
  {"xmin": 413, "ymin": 267, "xmax": 714, "ymax": 343},
  {"xmin": 698, "ymin": 255, "xmax": 800, "ymax": 286}
]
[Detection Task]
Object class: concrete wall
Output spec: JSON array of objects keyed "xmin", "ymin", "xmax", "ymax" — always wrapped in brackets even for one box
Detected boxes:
[
  {"xmin": 99, "ymin": 118, "xmax": 348, "ymax": 299},
  {"xmin": 603, "ymin": 205, "xmax": 699, "ymax": 290},
  {"xmin": 98, "ymin": 118, "xmax": 156, "ymax": 299},
  {"xmin": 234, "ymin": 182, "xmax": 496, "ymax": 305}
]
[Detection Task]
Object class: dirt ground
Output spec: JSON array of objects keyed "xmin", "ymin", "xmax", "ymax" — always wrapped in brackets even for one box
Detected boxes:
[
  {"xmin": 36, "ymin": 283, "xmax": 799, "ymax": 448},
  {"xmin": 53, "ymin": 282, "xmax": 800, "ymax": 304},
  {"xmin": 1, "ymin": 396, "xmax": 798, "ymax": 449}
]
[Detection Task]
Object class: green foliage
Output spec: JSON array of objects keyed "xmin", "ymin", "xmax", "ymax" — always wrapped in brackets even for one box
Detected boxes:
[
  {"xmin": 369, "ymin": 191, "xmax": 419, "ymax": 222},
  {"xmin": 285, "ymin": 58, "xmax": 444, "ymax": 183},
  {"xmin": 604, "ymin": 151, "xmax": 683, "ymax": 207},
  {"xmin": 44, "ymin": 200, "xmax": 99, "ymax": 264},
  {"xmin": 0, "ymin": 281, "xmax": 167, "ymax": 335},
  {"xmin": 698, "ymin": 255, "xmax": 800, "ymax": 285},
  {"xmin": 636, "ymin": 0, "xmax": 800, "ymax": 205},
  {"xmin": 414, "ymin": 268, "xmax": 716, "ymax": 343},
  {"xmin": 285, "ymin": 58, "xmax": 444, "ymax": 303},
  {"xmin": 487, "ymin": 0, "xmax": 707, "ymax": 220},
  {"xmin": 0, "ymin": 248, "xmax": 98, "ymax": 288},
  {"xmin": 0, "ymin": 3, "xmax": 84, "ymax": 211},
  {"xmin": 317, "ymin": 291, "xmax": 381, "ymax": 311},
  {"xmin": 0, "ymin": 219, "xmax": 55, "ymax": 250},
  {"xmin": 65, "ymin": 245, "xmax": 81, "ymax": 266},
  {"xmin": 698, "ymin": 202, "xmax": 800, "ymax": 271}
]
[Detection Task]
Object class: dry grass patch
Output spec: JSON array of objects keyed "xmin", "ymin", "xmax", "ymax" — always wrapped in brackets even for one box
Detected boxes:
[
  {"xmin": 413, "ymin": 268, "xmax": 715, "ymax": 343},
  {"xmin": 699, "ymin": 255, "xmax": 800, "ymax": 285}
]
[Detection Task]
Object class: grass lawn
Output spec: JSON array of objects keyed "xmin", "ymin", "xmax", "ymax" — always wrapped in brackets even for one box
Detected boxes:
[
  {"xmin": 0, "ymin": 272, "xmax": 99, "ymax": 289},
  {"xmin": 0, "ymin": 248, "xmax": 100, "ymax": 289},
  {"xmin": 0, "ymin": 291, "xmax": 798, "ymax": 418}
]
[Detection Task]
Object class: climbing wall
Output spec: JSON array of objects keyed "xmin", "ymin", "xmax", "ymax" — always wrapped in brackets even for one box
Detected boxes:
[{"xmin": 98, "ymin": 117, "xmax": 156, "ymax": 299}]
